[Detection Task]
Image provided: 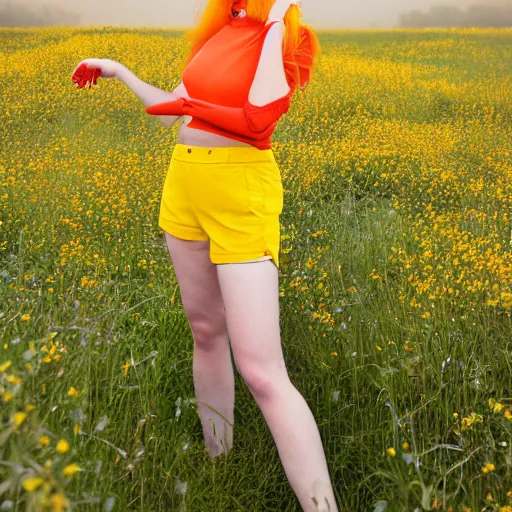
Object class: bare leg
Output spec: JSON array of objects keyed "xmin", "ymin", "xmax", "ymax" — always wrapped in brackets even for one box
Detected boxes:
[
  {"xmin": 192, "ymin": 329, "xmax": 234, "ymax": 457},
  {"xmin": 216, "ymin": 259, "xmax": 338, "ymax": 512},
  {"xmin": 164, "ymin": 233, "xmax": 234, "ymax": 457}
]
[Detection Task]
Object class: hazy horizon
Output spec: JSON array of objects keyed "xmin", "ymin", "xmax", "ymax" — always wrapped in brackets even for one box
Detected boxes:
[{"xmin": 9, "ymin": 0, "xmax": 512, "ymax": 28}]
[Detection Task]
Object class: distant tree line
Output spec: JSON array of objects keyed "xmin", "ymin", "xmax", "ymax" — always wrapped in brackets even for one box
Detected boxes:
[
  {"xmin": 0, "ymin": 1, "xmax": 80, "ymax": 27},
  {"xmin": 399, "ymin": 2, "xmax": 512, "ymax": 27}
]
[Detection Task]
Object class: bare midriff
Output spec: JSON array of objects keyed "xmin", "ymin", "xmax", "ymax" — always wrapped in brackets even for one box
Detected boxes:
[
  {"xmin": 178, "ymin": 121, "xmax": 253, "ymax": 148},
  {"xmin": 175, "ymin": 79, "xmax": 254, "ymax": 148}
]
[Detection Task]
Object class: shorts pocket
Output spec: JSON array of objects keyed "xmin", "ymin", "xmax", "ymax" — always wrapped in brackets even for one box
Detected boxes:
[
  {"xmin": 263, "ymin": 179, "xmax": 284, "ymax": 216},
  {"xmin": 245, "ymin": 167, "xmax": 265, "ymax": 218},
  {"xmin": 245, "ymin": 163, "xmax": 284, "ymax": 218},
  {"xmin": 161, "ymin": 159, "xmax": 177, "ymax": 205}
]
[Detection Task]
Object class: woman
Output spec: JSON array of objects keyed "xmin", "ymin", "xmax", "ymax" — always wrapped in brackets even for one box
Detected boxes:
[{"xmin": 71, "ymin": 1, "xmax": 338, "ymax": 510}]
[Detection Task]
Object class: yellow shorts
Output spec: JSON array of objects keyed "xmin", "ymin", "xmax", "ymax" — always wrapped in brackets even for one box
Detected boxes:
[{"xmin": 158, "ymin": 144, "xmax": 284, "ymax": 268}]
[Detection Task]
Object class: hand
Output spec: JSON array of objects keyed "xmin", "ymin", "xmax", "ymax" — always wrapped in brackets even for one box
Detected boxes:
[
  {"xmin": 266, "ymin": 0, "xmax": 301, "ymax": 24},
  {"xmin": 71, "ymin": 58, "xmax": 120, "ymax": 89}
]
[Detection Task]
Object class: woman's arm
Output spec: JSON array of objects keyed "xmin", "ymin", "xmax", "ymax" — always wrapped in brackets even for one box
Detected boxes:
[
  {"xmin": 248, "ymin": 21, "xmax": 290, "ymax": 106},
  {"xmin": 116, "ymin": 64, "xmax": 188, "ymax": 128},
  {"xmin": 249, "ymin": 0, "xmax": 302, "ymax": 104}
]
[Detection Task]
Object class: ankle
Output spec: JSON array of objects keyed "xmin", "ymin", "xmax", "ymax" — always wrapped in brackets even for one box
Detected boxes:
[{"xmin": 206, "ymin": 439, "xmax": 232, "ymax": 459}]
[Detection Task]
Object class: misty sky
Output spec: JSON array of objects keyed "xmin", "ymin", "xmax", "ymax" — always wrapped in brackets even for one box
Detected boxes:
[{"xmin": 40, "ymin": 0, "xmax": 504, "ymax": 28}]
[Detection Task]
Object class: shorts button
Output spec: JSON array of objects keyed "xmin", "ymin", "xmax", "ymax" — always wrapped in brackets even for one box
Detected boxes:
[
  {"xmin": 208, "ymin": 150, "xmax": 212, "ymax": 154},
  {"xmin": 187, "ymin": 148, "xmax": 192, "ymax": 153}
]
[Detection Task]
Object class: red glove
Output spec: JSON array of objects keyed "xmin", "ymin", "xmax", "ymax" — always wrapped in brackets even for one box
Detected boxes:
[
  {"xmin": 72, "ymin": 63, "xmax": 102, "ymax": 89},
  {"xmin": 145, "ymin": 90, "xmax": 293, "ymax": 140}
]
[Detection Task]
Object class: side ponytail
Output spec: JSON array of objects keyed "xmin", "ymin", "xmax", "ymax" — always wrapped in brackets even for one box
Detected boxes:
[{"xmin": 282, "ymin": 5, "xmax": 321, "ymax": 89}]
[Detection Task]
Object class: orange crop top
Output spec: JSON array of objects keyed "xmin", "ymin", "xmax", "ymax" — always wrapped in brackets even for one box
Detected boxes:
[{"xmin": 145, "ymin": 16, "xmax": 312, "ymax": 150}]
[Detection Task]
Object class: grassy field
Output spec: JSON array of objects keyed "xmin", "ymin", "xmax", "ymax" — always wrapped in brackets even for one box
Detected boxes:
[{"xmin": 1, "ymin": 25, "xmax": 512, "ymax": 512}]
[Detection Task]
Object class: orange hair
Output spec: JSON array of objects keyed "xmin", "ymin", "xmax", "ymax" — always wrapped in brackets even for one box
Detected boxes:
[{"xmin": 185, "ymin": 0, "xmax": 321, "ymax": 90}]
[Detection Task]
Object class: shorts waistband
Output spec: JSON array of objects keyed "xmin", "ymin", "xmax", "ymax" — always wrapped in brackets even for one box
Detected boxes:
[{"xmin": 172, "ymin": 144, "xmax": 276, "ymax": 164}]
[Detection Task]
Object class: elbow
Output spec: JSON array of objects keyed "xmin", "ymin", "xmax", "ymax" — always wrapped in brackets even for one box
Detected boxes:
[
  {"xmin": 244, "ymin": 97, "xmax": 291, "ymax": 134},
  {"xmin": 248, "ymin": 123, "xmax": 277, "ymax": 140},
  {"xmin": 157, "ymin": 115, "xmax": 179, "ymax": 128},
  {"xmin": 248, "ymin": 120, "xmax": 276, "ymax": 135}
]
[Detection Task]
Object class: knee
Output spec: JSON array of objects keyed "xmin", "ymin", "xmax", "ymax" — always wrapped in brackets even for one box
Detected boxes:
[
  {"xmin": 189, "ymin": 317, "xmax": 228, "ymax": 352},
  {"xmin": 237, "ymin": 361, "xmax": 290, "ymax": 401}
]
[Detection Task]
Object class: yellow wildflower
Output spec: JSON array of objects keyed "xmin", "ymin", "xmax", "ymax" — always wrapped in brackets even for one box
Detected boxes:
[
  {"xmin": 67, "ymin": 387, "xmax": 80, "ymax": 397},
  {"xmin": 402, "ymin": 442, "xmax": 410, "ymax": 452},
  {"xmin": 0, "ymin": 360, "xmax": 12, "ymax": 372},
  {"xmin": 50, "ymin": 492, "xmax": 69, "ymax": 512},
  {"xmin": 63, "ymin": 463, "xmax": 81, "ymax": 477},
  {"xmin": 482, "ymin": 462, "xmax": 496, "ymax": 473},
  {"xmin": 461, "ymin": 412, "xmax": 483, "ymax": 431},
  {"xmin": 56, "ymin": 439, "xmax": 70, "ymax": 454},
  {"xmin": 386, "ymin": 447, "xmax": 396, "ymax": 457},
  {"xmin": 39, "ymin": 436, "xmax": 51, "ymax": 446},
  {"xmin": 22, "ymin": 477, "xmax": 44, "ymax": 492},
  {"xmin": 12, "ymin": 412, "xmax": 27, "ymax": 426},
  {"xmin": 21, "ymin": 314, "xmax": 30, "ymax": 321},
  {"xmin": 492, "ymin": 402, "xmax": 504, "ymax": 413}
]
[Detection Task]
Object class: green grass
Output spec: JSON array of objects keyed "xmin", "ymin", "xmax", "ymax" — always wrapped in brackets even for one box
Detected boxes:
[{"xmin": 1, "ymin": 25, "xmax": 512, "ymax": 512}]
